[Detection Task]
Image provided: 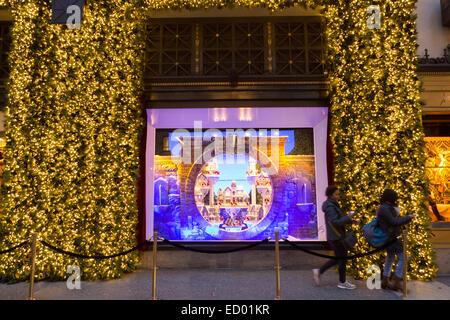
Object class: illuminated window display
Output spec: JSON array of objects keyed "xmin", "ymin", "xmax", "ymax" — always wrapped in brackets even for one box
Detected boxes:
[
  {"xmin": 425, "ymin": 137, "xmax": 450, "ymax": 222},
  {"xmin": 195, "ymin": 155, "xmax": 273, "ymax": 232},
  {"xmin": 153, "ymin": 129, "xmax": 319, "ymax": 241}
]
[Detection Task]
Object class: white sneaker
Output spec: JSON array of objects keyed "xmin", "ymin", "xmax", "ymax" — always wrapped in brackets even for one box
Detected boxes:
[
  {"xmin": 337, "ymin": 281, "xmax": 356, "ymax": 290},
  {"xmin": 312, "ymin": 269, "xmax": 320, "ymax": 286}
]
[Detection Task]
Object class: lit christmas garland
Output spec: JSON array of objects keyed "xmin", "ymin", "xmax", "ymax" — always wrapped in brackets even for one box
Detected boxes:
[
  {"xmin": 0, "ymin": 1, "xmax": 145, "ymax": 281},
  {"xmin": 325, "ymin": 0, "xmax": 437, "ymax": 281},
  {"xmin": 0, "ymin": 0, "xmax": 437, "ymax": 281}
]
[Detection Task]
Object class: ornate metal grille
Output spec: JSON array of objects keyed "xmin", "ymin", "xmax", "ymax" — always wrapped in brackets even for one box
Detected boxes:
[
  {"xmin": 306, "ymin": 22, "xmax": 325, "ymax": 75},
  {"xmin": 145, "ymin": 22, "xmax": 193, "ymax": 76},
  {"xmin": 144, "ymin": 18, "xmax": 325, "ymax": 80},
  {"xmin": 234, "ymin": 22, "xmax": 265, "ymax": 75},
  {"xmin": 202, "ymin": 22, "xmax": 266, "ymax": 75},
  {"xmin": 202, "ymin": 23, "xmax": 233, "ymax": 75},
  {"xmin": 273, "ymin": 21, "xmax": 324, "ymax": 75}
]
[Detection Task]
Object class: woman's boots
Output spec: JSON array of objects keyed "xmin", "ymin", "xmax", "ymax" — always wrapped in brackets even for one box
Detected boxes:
[
  {"xmin": 391, "ymin": 275, "xmax": 406, "ymax": 294},
  {"xmin": 381, "ymin": 275, "xmax": 390, "ymax": 289},
  {"xmin": 381, "ymin": 275, "xmax": 405, "ymax": 293}
]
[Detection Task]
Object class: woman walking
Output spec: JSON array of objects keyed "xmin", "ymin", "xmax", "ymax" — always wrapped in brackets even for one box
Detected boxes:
[
  {"xmin": 312, "ymin": 186, "xmax": 357, "ymax": 289},
  {"xmin": 377, "ymin": 189, "xmax": 415, "ymax": 292}
]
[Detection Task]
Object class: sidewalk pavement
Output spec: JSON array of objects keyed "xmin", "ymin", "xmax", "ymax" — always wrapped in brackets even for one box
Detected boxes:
[{"xmin": 0, "ymin": 268, "xmax": 448, "ymax": 300}]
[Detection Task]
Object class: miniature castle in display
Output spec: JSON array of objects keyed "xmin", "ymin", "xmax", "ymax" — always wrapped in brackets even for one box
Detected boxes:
[{"xmin": 194, "ymin": 157, "xmax": 272, "ymax": 231}]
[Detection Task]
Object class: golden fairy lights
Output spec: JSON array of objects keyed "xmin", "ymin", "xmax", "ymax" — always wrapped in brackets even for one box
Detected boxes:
[
  {"xmin": 0, "ymin": 1, "xmax": 145, "ymax": 281},
  {"xmin": 0, "ymin": 0, "xmax": 437, "ymax": 281},
  {"xmin": 326, "ymin": 1, "xmax": 436, "ymax": 280}
]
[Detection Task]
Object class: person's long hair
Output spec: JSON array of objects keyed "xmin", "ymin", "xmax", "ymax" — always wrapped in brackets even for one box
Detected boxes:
[{"xmin": 380, "ymin": 189, "xmax": 398, "ymax": 206}]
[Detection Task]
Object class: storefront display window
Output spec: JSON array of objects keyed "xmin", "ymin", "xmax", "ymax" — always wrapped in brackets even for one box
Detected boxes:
[
  {"xmin": 425, "ymin": 137, "xmax": 450, "ymax": 222},
  {"xmin": 153, "ymin": 128, "xmax": 319, "ymax": 241}
]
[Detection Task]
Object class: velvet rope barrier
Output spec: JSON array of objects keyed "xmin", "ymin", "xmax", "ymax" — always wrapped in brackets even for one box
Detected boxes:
[
  {"xmin": 159, "ymin": 237, "xmax": 271, "ymax": 254},
  {"xmin": 282, "ymin": 237, "xmax": 398, "ymax": 260},
  {"xmin": 39, "ymin": 238, "xmax": 153, "ymax": 260},
  {"xmin": 0, "ymin": 240, "xmax": 29, "ymax": 255}
]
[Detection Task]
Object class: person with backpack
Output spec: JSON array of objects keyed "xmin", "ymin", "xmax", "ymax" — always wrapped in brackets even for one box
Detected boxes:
[
  {"xmin": 377, "ymin": 189, "xmax": 415, "ymax": 292},
  {"xmin": 312, "ymin": 186, "xmax": 358, "ymax": 289}
]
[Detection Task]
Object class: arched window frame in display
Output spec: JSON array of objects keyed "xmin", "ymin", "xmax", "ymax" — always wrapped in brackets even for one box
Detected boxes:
[{"xmin": 194, "ymin": 154, "xmax": 274, "ymax": 234}]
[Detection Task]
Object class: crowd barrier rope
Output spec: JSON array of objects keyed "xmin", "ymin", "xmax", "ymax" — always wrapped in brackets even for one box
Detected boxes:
[
  {"xmin": 282, "ymin": 236, "xmax": 399, "ymax": 260},
  {"xmin": 39, "ymin": 238, "xmax": 153, "ymax": 260},
  {"xmin": 0, "ymin": 228, "xmax": 408, "ymax": 300},
  {"xmin": 0, "ymin": 235, "xmax": 154, "ymax": 300},
  {"xmin": 1, "ymin": 236, "xmax": 395, "ymax": 261},
  {"xmin": 0, "ymin": 240, "xmax": 29, "ymax": 255},
  {"xmin": 159, "ymin": 237, "xmax": 271, "ymax": 254}
]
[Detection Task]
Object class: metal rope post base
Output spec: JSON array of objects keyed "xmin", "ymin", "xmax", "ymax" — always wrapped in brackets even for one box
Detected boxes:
[
  {"xmin": 27, "ymin": 233, "xmax": 37, "ymax": 300},
  {"xmin": 274, "ymin": 231, "xmax": 281, "ymax": 300}
]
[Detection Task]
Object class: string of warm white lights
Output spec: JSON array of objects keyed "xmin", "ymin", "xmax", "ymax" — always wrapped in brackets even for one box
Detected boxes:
[
  {"xmin": 0, "ymin": 1, "xmax": 145, "ymax": 281},
  {"xmin": 0, "ymin": 0, "xmax": 437, "ymax": 281},
  {"xmin": 325, "ymin": 0, "xmax": 436, "ymax": 281}
]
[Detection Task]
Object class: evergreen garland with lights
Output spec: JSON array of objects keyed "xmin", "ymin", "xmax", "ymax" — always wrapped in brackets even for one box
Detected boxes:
[
  {"xmin": 0, "ymin": 0, "xmax": 145, "ymax": 281},
  {"xmin": 325, "ymin": 0, "xmax": 437, "ymax": 281},
  {"xmin": 0, "ymin": 0, "xmax": 437, "ymax": 281}
]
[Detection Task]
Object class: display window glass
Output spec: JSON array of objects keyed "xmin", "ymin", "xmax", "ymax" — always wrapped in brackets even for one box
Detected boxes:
[
  {"xmin": 153, "ymin": 128, "xmax": 319, "ymax": 241},
  {"xmin": 425, "ymin": 137, "xmax": 450, "ymax": 223}
]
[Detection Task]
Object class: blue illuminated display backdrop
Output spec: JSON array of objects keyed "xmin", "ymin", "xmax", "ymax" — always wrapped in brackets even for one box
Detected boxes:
[{"xmin": 153, "ymin": 129, "xmax": 318, "ymax": 241}]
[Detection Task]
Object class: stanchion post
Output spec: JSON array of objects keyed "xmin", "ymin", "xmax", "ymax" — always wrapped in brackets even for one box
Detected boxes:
[
  {"xmin": 28, "ymin": 233, "xmax": 37, "ymax": 300},
  {"xmin": 402, "ymin": 227, "xmax": 408, "ymax": 298},
  {"xmin": 274, "ymin": 231, "xmax": 281, "ymax": 300},
  {"xmin": 152, "ymin": 231, "xmax": 158, "ymax": 300}
]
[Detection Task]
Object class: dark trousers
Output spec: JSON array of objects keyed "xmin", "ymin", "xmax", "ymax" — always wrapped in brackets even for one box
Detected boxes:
[{"xmin": 319, "ymin": 240, "xmax": 347, "ymax": 283}]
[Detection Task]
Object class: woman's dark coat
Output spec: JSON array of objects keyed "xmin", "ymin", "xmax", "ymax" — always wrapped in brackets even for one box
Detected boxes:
[
  {"xmin": 322, "ymin": 198, "xmax": 352, "ymax": 241},
  {"xmin": 376, "ymin": 202, "xmax": 412, "ymax": 253}
]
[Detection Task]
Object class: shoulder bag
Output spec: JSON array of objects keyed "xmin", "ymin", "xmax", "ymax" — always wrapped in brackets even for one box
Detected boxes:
[{"xmin": 328, "ymin": 221, "xmax": 357, "ymax": 251}]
